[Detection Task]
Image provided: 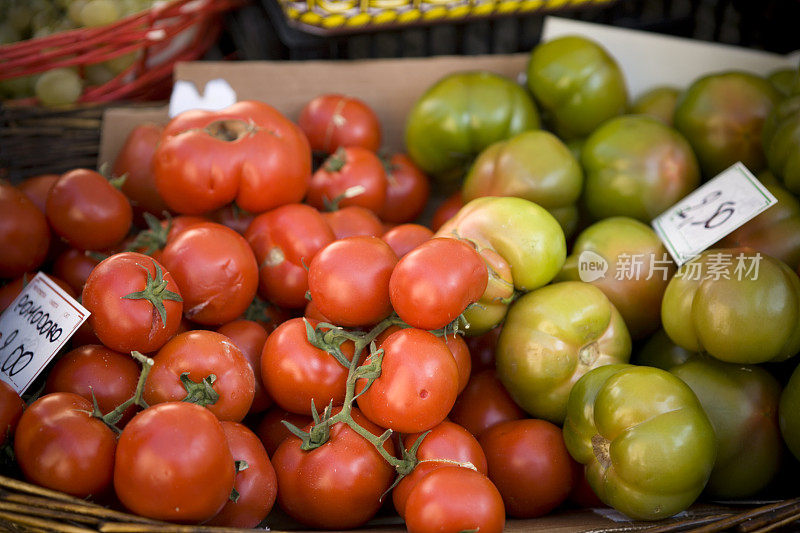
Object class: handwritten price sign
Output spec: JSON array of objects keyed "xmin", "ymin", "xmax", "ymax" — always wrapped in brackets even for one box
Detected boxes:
[
  {"xmin": 652, "ymin": 162, "xmax": 777, "ymax": 266},
  {"xmin": 0, "ymin": 272, "xmax": 89, "ymax": 394}
]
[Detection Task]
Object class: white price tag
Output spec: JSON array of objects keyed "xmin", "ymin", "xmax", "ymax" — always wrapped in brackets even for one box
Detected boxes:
[
  {"xmin": 168, "ymin": 78, "xmax": 237, "ymax": 118},
  {"xmin": 652, "ymin": 162, "xmax": 777, "ymax": 266},
  {"xmin": 0, "ymin": 273, "xmax": 89, "ymax": 394}
]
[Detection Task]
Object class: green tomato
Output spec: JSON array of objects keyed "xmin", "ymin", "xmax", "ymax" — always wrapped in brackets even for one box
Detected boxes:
[
  {"xmin": 526, "ymin": 35, "xmax": 628, "ymax": 140},
  {"xmin": 405, "ymin": 71, "xmax": 540, "ymax": 187},
  {"xmin": 767, "ymin": 68, "xmax": 798, "ymax": 97},
  {"xmin": 581, "ymin": 115, "xmax": 701, "ymax": 222},
  {"xmin": 495, "ymin": 281, "xmax": 631, "ymax": 424},
  {"xmin": 661, "ymin": 248, "xmax": 800, "ymax": 364},
  {"xmin": 762, "ymin": 95, "xmax": 800, "ymax": 194},
  {"xmin": 556, "ymin": 217, "xmax": 674, "ymax": 340},
  {"xmin": 434, "ymin": 196, "xmax": 566, "ymax": 335},
  {"xmin": 629, "ymin": 86, "xmax": 680, "ymax": 127},
  {"xmin": 673, "ymin": 71, "xmax": 781, "ymax": 178},
  {"xmin": 633, "ymin": 329, "xmax": 694, "ymax": 370},
  {"xmin": 563, "ymin": 364, "xmax": 716, "ymax": 521},
  {"xmin": 462, "ymin": 130, "xmax": 583, "ymax": 237},
  {"xmin": 779, "ymin": 361, "xmax": 800, "ymax": 463}
]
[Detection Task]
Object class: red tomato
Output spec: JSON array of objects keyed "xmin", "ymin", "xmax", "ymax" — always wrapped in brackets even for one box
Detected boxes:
[
  {"xmin": 113, "ymin": 122, "xmax": 171, "ymax": 217},
  {"xmin": 17, "ymin": 173, "xmax": 58, "ymax": 213},
  {"xmin": 254, "ymin": 407, "xmax": 313, "ymax": 456},
  {"xmin": 14, "ymin": 392, "xmax": 116, "ymax": 498},
  {"xmin": 206, "ymin": 421, "xmax": 277, "ymax": 528},
  {"xmin": 261, "ymin": 317, "xmax": 353, "ymax": 415},
  {"xmin": 356, "ymin": 328, "xmax": 459, "ymax": 433},
  {"xmin": 0, "ymin": 380, "xmax": 24, "ymax": 445},
  {"xmin": 298, "ymin": 94, "xmax": 381, "ymax": 153},
  {"xmin": 216, "ymin": 319, "xmax": 272, "ymax": 414},
  {"xmin": 0, "ymin": 182, "xmax": 50, "ymax": 279},
  {"xmin": 307, "ymin": 236, "xmax": 397, "ymax": 327},
  {"xmin": 81, "ymin": 252, "xmax": 183, "ymax": 354},
  {"xmin": 114, "ymin": 402, "xmax": 235, "ymax": 523},
  {"xmin": 245, "ymin": 203, "xmax": 335, "ymax": 309},
  {"xmin": 323, "ymin": 205, "xmax": 385, "ymax": 239},
  {"xmin": 210, "ymin": 203, "xmax": 255, "ymax": 235},
  {"xmin": 404, "ymin": 466, "xmax": 505, "ymax": 533},
  {"xmin": 479, "ymin": 419, "xmax": 576, "ymax": 518},
  {"xmin": 271, "ymin": 408, "xmax": 395, "ymax": 529},
  {"xmin": 390, "ymin": 238, "xmax": 488, "ymax": 331},
  {"xmin": 306, "ymin": 147, "xmax": 387, "ymax": 213},
  {"xmin": 46, "ymin": 168, "xmax": 132, "ymax": 251},
  {"xmin": 443, "ymin": 333, "xmax": 471, "ymax": 395},
  {"xmin": 45, "ymin": 344, "xmax": 140, "ymax": 427},
  {"xmin": 52, "ymin": 248, "xmax": 100, "ymax": 295},
  {"xmin": 379, "ymin": 153, "xmax": 431, "ymax": 224},
  {"xmin": 392, "ymin": 461, "xmax": 448, "ymax": 519},
  {"xmin": 430, "ymin": 191, "xmax": 464, "ymax": 232},
  {"xmin": 303, "ymin": 298, "xmax": 331, "ymax": 323},
  {"xmin": 161, "ymin": 222, "xmax": 258, "ymax": 325},
  {"xmin": 153, "ymin": 100, "xmax": 311, "ymax": 215},
  {"xmin": 381, "ymin": 223, "xmax": 434, "ymax": 258},
  {"xmin": 144, "ymin": 330, "xmax": 256, "ymax": 422},
  {"xmin": 449, "ymin": 369, "xmax": 528, "ymax": 438},
  {"xmin": 465, "ymin": 326, "xmax": 501, "ymax": 372},
  {"xmin": 243, "ymin": 296, "xmax": 294, "ymax": 334}
]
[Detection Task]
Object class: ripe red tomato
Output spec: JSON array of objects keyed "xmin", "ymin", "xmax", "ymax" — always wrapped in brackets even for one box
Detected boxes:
[
  {"xmin": 254, "ymin": 407, "xmax": 313, "ymax": 456},
  {"xmin": 245, "ymin": 203, "xmax": 335, "ymax": 309},
  {"xmin": 298, "ymin": 94, "xmax": 381, "ymax": 153},
  {"xmin": 323, "ymin": 205, "xmax": 384, "ymax": 239},
  {"xmin": 45, "ymin": 344, "xmax": 140, "ymax": 427},
  {"xmin": 210, "ymin": 203, "xmax": 255, "ymax": 235},
  {"xmin": 161, "ymin": 222, "xmax": 258, "ymax": 325},
  {"xmin": 356, "ymin": 328, "xmax": 459, "ymax": 433},
  {"xmin": 430, "ymin": 191, "xmax": 464, "ymax": 232},
  {"xmin": 45, "ymin": 168, "xmax": 132, "ymax": 251},
  {"xmin": 17, "ymin": 173, "xmax": 58, "ymax": 213},
  {"xmin": 153, "ymin": 100, "xmax": 311, "ymax": 215},
  {"xmin": 379, "ymin": 153, "xmax": 430, "ymax": 224},
  {"xmin": 206, "ymin": 421, "xmax": 277, "ymax": 528},
  {"xmin": 442, "ymin": 333, "xmax": 471, "ymax": 395},
  {"xmin": 113, "ymin": 122, "xmax": 171, "ymax": 217},
  {"xmin": 0, "ymin": 181, "xmax": 50, "ymax": 279},
  {"xmin": 465, "ymin": 326, "xmax": 501, "ymax": 372},
  {"xmin": 82, "ymin": 252, "xmax": 183, "ymax": 354},
  {"xmin": 0, "ymin": 380, "xmax": 24, "ymax": 445},
  {"xmin": 114, "ymin": 402, "xmax": 235, "ymax": 523},
  {"xmin": 144, "ymin": 330, "xmax": 256, "ymax": 422},
  {"xmin": 307, "ymin": 236, "xmax": 397, "ymax": 327},
  {"xmin": 449, "ymin": 369, "xmax": 528, "ymax": 438},
  {"xmin": 381, "ymin": 223, "xmax": 434, "ymax": 258},
  {"xmin": 306, "ymin": 147, "xmax": 387, "ymax": 213},
  {"xmin": 14, "ymin": 392, "xmax": 116, "ymax": 498},
  {"xmin": 479, "ymin": 418, "xmax": 577, "ymax": 518},
  {"xmin": 404, "ymin": 466, "xmax": 505, "ymax": 533},
  {"xmin": 216, "ymin": 319, "xmax": 272, "ymax": 414},
  {"xmin": 390, "ymin": 238, "xmax": 488, "ymax": 331},
  {"xmin": 261, "ymin": 317, "xmax": 353, "ymax": 415},
  {"xmin": 52, "ymin": 248, "xmax": 100, "ymax": 295},
  {"xmin": 271, "ymin": 408, "xmax": 395, "ymax": 529}
]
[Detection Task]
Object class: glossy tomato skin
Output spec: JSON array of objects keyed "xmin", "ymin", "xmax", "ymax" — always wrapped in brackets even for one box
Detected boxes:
[
  {"xmin": 261, "ymin": 317, "xmax": 353, "ymax": 415},
  {"xmin": 404, "ymin": 466, "xmax": 505, "ymax": 533},
  {"xmin": 430, "ymin": 191, "xmax": 463, "ymax": 232},
  {"xmin": 14, "ymin": 392, "xmax": 116, "ymax": 498},
  {"xmin": 306, "ymin": 146, "xmax": 387, "ymax": 213},
  {"xmin": 206, "ymin": 421, "xmax": 277, "ymax": 528},
  {"xmin": 271, "ymin": 408, "xmax": 395, "ymax": 530},
  {"xmin": 52, "ymin": 248, "xmax": 100, "ymax": 295},
  {"xmin": 46, "ymin": 168, "xmax": 132, "ymax": 251},
  {"xmin": 443, "ymin": 333, "xmax": 471, "ymax": 394},
  {"xmin": 216, "ymin": 319, "xmax": 272, "ymax": 414},
  {"xmin": 113, "ymin": 122, "xmax": 170, "ymax": 217},
  {"xmin": 356, "ymin": 328, "xmax": 459, "ymax": 433},
  {"xmin": 0, "ymin": 380, "xmax": 24, "ymax": 445},
  {"xmin": 389, "ymin": 237, "xmax": 488, "ymax": 331},
  {"xmin": 82, "ymin": 252, "xmax": 183, "ymax": 354},
  {"xmin": 45, "ymin": 344, "xmax": 140, "ymax": 427},
  {"xmin": 448, "ymin": 369, "xmax": 528, "ymax": 438},
  {"xmin": 379, "ymin": 153, "xmax": 430, "ymax": 224},
  {"xmin": 0, "ymin": 182, "xmax": 50, "ymax": 279},
  {"xmin": 17, "ymin": 173, "xmax": 58, "ymax": 213},
  {"xmin": 245, "ymin": 203, "xmax": 335, "ymax": 309},
  {"xmin": 763, "ymin": 95, "xmax": 800, "ymax": 194},
  {"xmin": 153, "ymin": 100, "xmax": 311, "ymax": 215},
  {"xmin": 254, "ymin": 407, "xmax": 313, "ymax": 456},
  {"xmin": 144, "ymin": 330, "xmax": 255, "ymax": 422},
  {"xmin": 479, "ymin": 419, "xmax": 577, "ymax": 518},
  {"xmin": 114, "ymin": 402, "xmax": 235, "ymax": 523},
  {"xmin": 307, "ymin": 236, "xmax": 398, "ymax": 327},
  {"xmin": 298, "ymin": 94, "xmax": 381, "ymax": 153},
  {"xmin": 322, "ymin": 205, "xmax": 384, "ymax": 239},
  {"xmin": 161, "ymin": 222, "xmax": 258, "ymax": 325},
  {"xmin": 381, "ymin": 223, "xmax": 433, "ymax": 258}
]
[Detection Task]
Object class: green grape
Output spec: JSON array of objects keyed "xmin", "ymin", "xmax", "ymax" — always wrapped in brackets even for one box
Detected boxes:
[
  {"xmin": 34, "ymin": 67, "xmax": 83, "ymax": 106},
  {"xmin": 8, "ymin": 4, "xmax": 34, "ymax": 33},
  {"xmin": 79, "ymin": 0, "xmax": 120, "ymax": 27},
  {"xmin": 67, "ymin": 0, "xmax": 87, "ymax": 25},
  {"xmin": 0, "ymin": 75, "xmax": 35, "ymax": 99},
  {"xmin": 84, "ymin": 63, "xmax": 115, "ymax": 85},
  {"xmin": 104, "ymin": 50, "xmax": 140, "ymax": 74},
  {"xmin": 0, "ymin": 22, "xmax": 22, "ymax": 44}
]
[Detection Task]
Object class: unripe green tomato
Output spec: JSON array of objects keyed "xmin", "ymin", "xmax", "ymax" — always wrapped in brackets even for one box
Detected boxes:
[
  {"xmin": 563, "ymin": 364, "xmax": 716, "ymax": 521},
  {"xmin": 633, "ymin": 329, "xmax": 694, "ymax": 370},
  {"xmin": 526, "ymin": 35, "xmax": 628, "ymax": 140},
  {"xmin": 581, "ymin": 115, "xmax": 700, "ymax": 222},
  {"xmin": 761, "ymin": 95, "xmax": 800, "ymax": 194},
  {"xmin": 673, "ymin": 71, "xmax": 781, "ymax": 178},
  {"xmin": 495, "ymin": 281, "xmax": 631, "ymax": 424},
  {"xmin": 779, "ymin": 361, "xmax": 800, "ymax": 463},
  {"xmin": 629, "ymin": 86, "xmax": 680, "ymax": 126},
  {"xmin": 767, "ymin": 68, "xmax": 798, "ymax": 97}
]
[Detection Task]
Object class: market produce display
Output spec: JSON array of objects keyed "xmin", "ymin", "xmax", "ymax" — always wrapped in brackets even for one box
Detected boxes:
[{"xmin": 3, "ymin": 31, "xmax": 800, "ymax": 533}]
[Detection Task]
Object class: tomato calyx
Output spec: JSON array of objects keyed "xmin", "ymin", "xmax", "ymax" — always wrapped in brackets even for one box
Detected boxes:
[
  {"xmin": 179, "ymin": 372, "xmax": 220, "ymax": 408},
  {"xmin": 98, "ymin": 161, "xmax": 127, "ymax": 190},
  {"xmin": 126, "ymin": 212, "xmax": 171, "ymax": 256},
  {"xmin": 122, "ymin": 259, "xmax": 183, "ymax": 327},
  {"xmin": 324, "ymin": 148, "xmax": 348, "ymax": 173}
]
